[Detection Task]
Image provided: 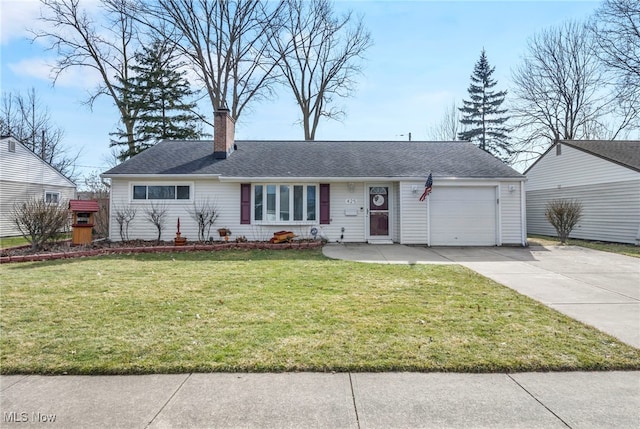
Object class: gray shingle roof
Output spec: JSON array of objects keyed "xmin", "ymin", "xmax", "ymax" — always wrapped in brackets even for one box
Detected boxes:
[
  {"xmin": 559, "ymin": 140, "xmax": 640, "ymax": 172},
  {"xmin": 102, "ymin": 140, "xmax": 523, "ymax": 179}
]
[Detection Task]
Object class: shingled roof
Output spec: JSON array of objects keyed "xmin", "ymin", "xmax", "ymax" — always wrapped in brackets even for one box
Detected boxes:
[
  {"xmin": 102, "ymin": 140, "xmax": 523, "ymax": 179},
  {"xmin": 558, "ymin": 140, "xmax": 640, "ymax": 173}
]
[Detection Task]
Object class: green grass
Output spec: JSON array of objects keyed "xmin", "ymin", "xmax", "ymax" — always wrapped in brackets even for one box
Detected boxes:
[
  {"xmin": 528, "ymin": 235, "xmax": 640, "ymax": 258},
  {"xmin": 1, "ymin": 249, "xmax": 638, "ymax": 375},
  {"xmin": 0, "ymin": 234, "xmax": 71, "ymax": 250},
  {"xmin": 0, "ymin": 236, "xmax": 30, "ymax": 249}
]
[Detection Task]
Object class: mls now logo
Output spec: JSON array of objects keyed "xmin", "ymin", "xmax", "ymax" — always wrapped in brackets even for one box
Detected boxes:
[{"xmin": 4, "ymin": 411, "xmax": 57, "ymax": 423}]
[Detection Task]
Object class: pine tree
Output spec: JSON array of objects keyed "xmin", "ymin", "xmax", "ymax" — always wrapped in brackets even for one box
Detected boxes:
[
  {"xmin": 110, "ymin": 40, "xmax": 202, "ymax": 161},
  {"xmin": 458, "ymin": 49, "xmax": 511, "ymax": 162}
]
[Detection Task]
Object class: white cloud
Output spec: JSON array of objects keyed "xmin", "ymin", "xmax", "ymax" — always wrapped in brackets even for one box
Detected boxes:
[
  {"xmin": 1, "ymin": 0, "xmax": 41, "ymax": 45},
  {"xmin": 8, "ymin": 57, "xmax": 53, "ymax": 80},
  {"xmin": 9, "ymin": 57, "xmax": 103, "ymax": 89}
]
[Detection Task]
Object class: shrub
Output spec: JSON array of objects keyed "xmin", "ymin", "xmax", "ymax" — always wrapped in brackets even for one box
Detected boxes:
[
  {"xmin": 113, "ymin": 203, "xmax": 137, "ymax": 242},
  {"xmin": 545, "ymin": 199, "xmax": 583, "ymax": 244},
  {"xmin": 12, "ymin": 197, "xmax": 69, "ymax": 251},
  {"xmin": 187, "ymin": 199, "xmax": 219, "ymax": 241},
  {"xmin": 144, "ymin": 201, "xmax": 167, "ymax": 242}
]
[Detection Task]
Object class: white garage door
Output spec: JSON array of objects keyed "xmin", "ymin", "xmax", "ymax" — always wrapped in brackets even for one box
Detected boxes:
[{"xmin": 430, "ymin": 186, "xmax": 497, "ymax": 246}]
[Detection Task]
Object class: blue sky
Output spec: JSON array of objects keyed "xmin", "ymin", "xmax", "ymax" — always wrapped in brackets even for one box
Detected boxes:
[{"xmin": 1, "ymin": 0, "xmax": 599, "ymax": 180}]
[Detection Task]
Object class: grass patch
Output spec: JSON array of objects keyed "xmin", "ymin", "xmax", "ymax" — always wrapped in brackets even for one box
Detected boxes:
[
  {"xmin": 0, "ymin": 236, "xmax": 30, "ymax": 249},
  {"xmin": 2, "ymin": 249, "xmax": 638, "ymax": 374},
  {"xmin": 0, "ymin": 234, "xmax": 71, "ymax": 250},
  {"xmin": 528, "ymin": 234, "xmax": 640, "ymax": 258}
]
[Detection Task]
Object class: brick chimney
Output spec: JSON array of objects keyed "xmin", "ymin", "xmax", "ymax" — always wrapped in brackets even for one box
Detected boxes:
[{"xmin": 214, "ymin": 109, "xmax": 235, "ymax": 159}]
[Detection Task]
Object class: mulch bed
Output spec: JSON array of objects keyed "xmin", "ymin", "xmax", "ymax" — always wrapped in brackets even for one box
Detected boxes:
[{"xmin": 0, "ymin": 239, "xmax": 323, "ymax": 264}]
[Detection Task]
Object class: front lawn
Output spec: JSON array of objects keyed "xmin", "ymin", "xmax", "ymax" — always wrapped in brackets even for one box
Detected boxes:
[{"xmin": 1, "ymin": 249, "xmax": 638, "ymax": 374}]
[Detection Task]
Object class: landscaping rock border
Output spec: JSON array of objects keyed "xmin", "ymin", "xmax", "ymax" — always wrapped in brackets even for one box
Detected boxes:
[{"xmin": 0, "ymin": 241, "xmax": 324, "ymax": 264}]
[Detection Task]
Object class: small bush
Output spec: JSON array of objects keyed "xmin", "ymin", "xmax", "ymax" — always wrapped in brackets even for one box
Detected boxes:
[
  {"xmin": 113, "ymin": 203, "xmax": 137, "ymax": 242},
  {"xmin": 12, "ymin": 198, "xmax": 69, "ymax": 251},
  {"xmin": 545, "ymin": 199, "xmax": 583, "ymax": 244},
  {"xmin": 188, "ymin": 199, "xmax": 219, "ymax": 241},
  {"xmin": 144, "ymin": 201, "xmax": 167, "ymax": 242}
]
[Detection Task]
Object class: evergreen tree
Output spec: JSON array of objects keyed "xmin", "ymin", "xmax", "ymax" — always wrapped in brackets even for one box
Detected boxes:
[
  {"xmin": 110, "ymin": 40, "xmax": 202, "ymax": 160},
  {"xmin": 458, "ymin": 49, "xmax": 511, "ymax": 162}
]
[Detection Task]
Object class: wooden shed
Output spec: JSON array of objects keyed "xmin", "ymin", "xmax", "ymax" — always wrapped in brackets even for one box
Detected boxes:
[{"xmin": 69, "ymin": 200, "xmax": 100, "ymax": 245}]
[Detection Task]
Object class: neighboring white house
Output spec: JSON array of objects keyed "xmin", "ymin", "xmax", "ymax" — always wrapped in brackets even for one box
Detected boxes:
[
  {"xmin": 0, "ymin": 136, "xmax": 77, "ymax": 237},
  {"xmin": 102, "ymin": 110, "xmax": 527, "ymax": 246},
  {"xmin": 525, "ymin": 140, "xmax": 640, "ymax": 245}
]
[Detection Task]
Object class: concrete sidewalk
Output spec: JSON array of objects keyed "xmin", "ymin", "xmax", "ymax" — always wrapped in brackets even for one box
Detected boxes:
[
  {"xmin": 323, "ymin": 244, "xmax": 640, "ymax": 348},
  {"xmin": 2, "ymin": 371, "xmax": 639, "ymax": 428}
]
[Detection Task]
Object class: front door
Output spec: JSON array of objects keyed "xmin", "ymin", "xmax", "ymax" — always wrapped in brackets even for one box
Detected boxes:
[{"xmin": 368, "ymin": 186, "xmax": 390, "ymax": 238}]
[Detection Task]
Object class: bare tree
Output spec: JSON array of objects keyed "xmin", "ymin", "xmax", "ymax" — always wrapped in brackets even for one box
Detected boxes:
[
  {"xmin": 142, "ymin": 0, "xmax": 286, "ymax": 126},
  {"xmin": 81, "ymin": 171, "xmax": 111, "ymax": 238},
  {"xmin": 34, "ymin": 0, "xmax": 148, "ymax": 159},
  {"xmin": 427, "ymin": 101, "xmax": 461, "ymax": 141},
  {"xmin": 12, "ymin": 197, "xmax": 70, "ymax": 251},
  {"xmin": 187, "ymin": 199, "xmax": 219, "ymax": 242},
  {"xmin": 113, "ymin": 203, "xmax": 136, "ymax": 242},
  {"xmin": 1, "ymin": 89, "xmax": 77, "ymax": 179},
  {"xmin": 591, "ymin": 0, "xmax": 640, "ymax": 131},
  {"xmin": 511, "ymin": 21, "xmax": 623, "ymax": 162},
  {"xmin": 271, "ymin": 0, "xmax": 371, "ymax": 140},
  {"xmin": 144, "ymin": 201, "xmax": 167, "ymax": 242}
]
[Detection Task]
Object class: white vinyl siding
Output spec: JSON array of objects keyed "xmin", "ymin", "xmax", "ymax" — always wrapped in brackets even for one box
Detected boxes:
[
  {"xmin": 500, "ymin": 182, "xmax": 525, "ymax": 245},
  {"xmin": 527, "ymin": 180, "xmax": 640, "ymax": 244},
  {"xmin": 527, "ymin": 144, "xmax": 637, "ymax": 191},
  {"xmin": 0, "ymin": 138, "xmax": 76, "ymax": 236},
  {"xmin": 526, "ymin": 143, "xmax": 640, "ymax": 245},
  {"xmin": 108, "ymin": 178, "xmax": 526, "ymax": 246},
  {"xmin": 399, "ymin": 181, "xmax": 428, "ymax": 244}
]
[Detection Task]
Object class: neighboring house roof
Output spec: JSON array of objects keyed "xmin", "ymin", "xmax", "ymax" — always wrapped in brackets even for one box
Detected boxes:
[
  {"xmin": 525, "ymin": 140, "xmax": 640, "ymax": 174},
  {"xmin": 0, "ymin": 136, "xmax": 76, "ymax": 187},
  {"xmin": 102, "ymin": 140, "xmax": 523, "ymax": 179},
  {"xmin": 69, "ymin": 200, "xmax": 100, "ymax": 212}
]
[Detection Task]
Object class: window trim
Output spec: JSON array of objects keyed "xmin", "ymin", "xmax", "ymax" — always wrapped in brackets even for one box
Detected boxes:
[
  {"xmin": 44, "ymin": 190, "xmax": 61, "ymax": 205},
  {"xmin": 130, "ymin": 182, "xmax": 194, "ymax": 202},
  {"xmin": 252, "ymin": 183, "xmax": 318, "ymax": 225}
]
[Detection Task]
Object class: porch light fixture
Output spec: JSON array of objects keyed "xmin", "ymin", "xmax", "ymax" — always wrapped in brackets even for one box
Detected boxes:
[{"xmin": 347, "ymin": 182, "xmax": 355, "ymax": 193}]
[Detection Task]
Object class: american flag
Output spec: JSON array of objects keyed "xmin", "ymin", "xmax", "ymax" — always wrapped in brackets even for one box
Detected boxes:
[{"xmin": 419, "ymin": 173, "xmax": 433, "ymax": 202}]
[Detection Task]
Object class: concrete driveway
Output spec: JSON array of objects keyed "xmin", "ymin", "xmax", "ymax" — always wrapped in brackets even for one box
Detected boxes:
[{"xmin": 323, "ymin": 244, "xmax": 640, "ymax": 348}]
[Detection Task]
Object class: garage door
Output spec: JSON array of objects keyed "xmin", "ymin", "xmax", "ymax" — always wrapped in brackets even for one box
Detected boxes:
[{"xmin": 430, "ymin": 186, "xmax": 497, "ymax": 246}]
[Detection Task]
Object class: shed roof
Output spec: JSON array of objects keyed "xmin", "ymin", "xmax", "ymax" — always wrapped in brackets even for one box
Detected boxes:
[
  {"xmin": 69, "ymin": 200, "xmax": 100, "ymax": 212},
  {"xmin": 103, "ymin": 140, "xmax": 523, "ymax": 179}
]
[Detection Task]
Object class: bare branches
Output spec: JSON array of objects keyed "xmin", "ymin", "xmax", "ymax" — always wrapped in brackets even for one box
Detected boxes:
[
  {"xmin": 426, "ymin": 101, "xmax": 461, "ymax": 141},
  {"xmin": 34, "ymin": 0, "xmax": 146, "ymax": 156},
  {"xmin": 113, "ymin": 203, "xmax": 136, "ymax": 241},
  {"xmin": 591, "ymin": 0, "xmax": 640, "ymax": 131},
  {"xmin": 510, "ymin": 20, "xmax": 634, "ymax": 161},
  {"xmin": 143, "ymin": 201, "xmax": 167, "ymax": 242},
  {"xmin": 144, "ymin": 0, "xmax": 286, "ymax": 123},
  {"xmin": 512, "ymin": 21, "xmax": 606, "ymax": 142},
  {"xmin": 272, "ymin": 0, "xmax": 372, "ymax": 140},
  {"xmin": 12, "ymin": 197, "xmax": 70, "ymax": 252},
  {"xmin": 545, "ymin": 199, "xmax": 583, "ymax": 244},
  {"xmin": 1, "ymin": 88, "xmax": 78, "ymax": 180},
  {"xmin": 187, "ymin": 199, "xmax": 219, "ymax": 241}
]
